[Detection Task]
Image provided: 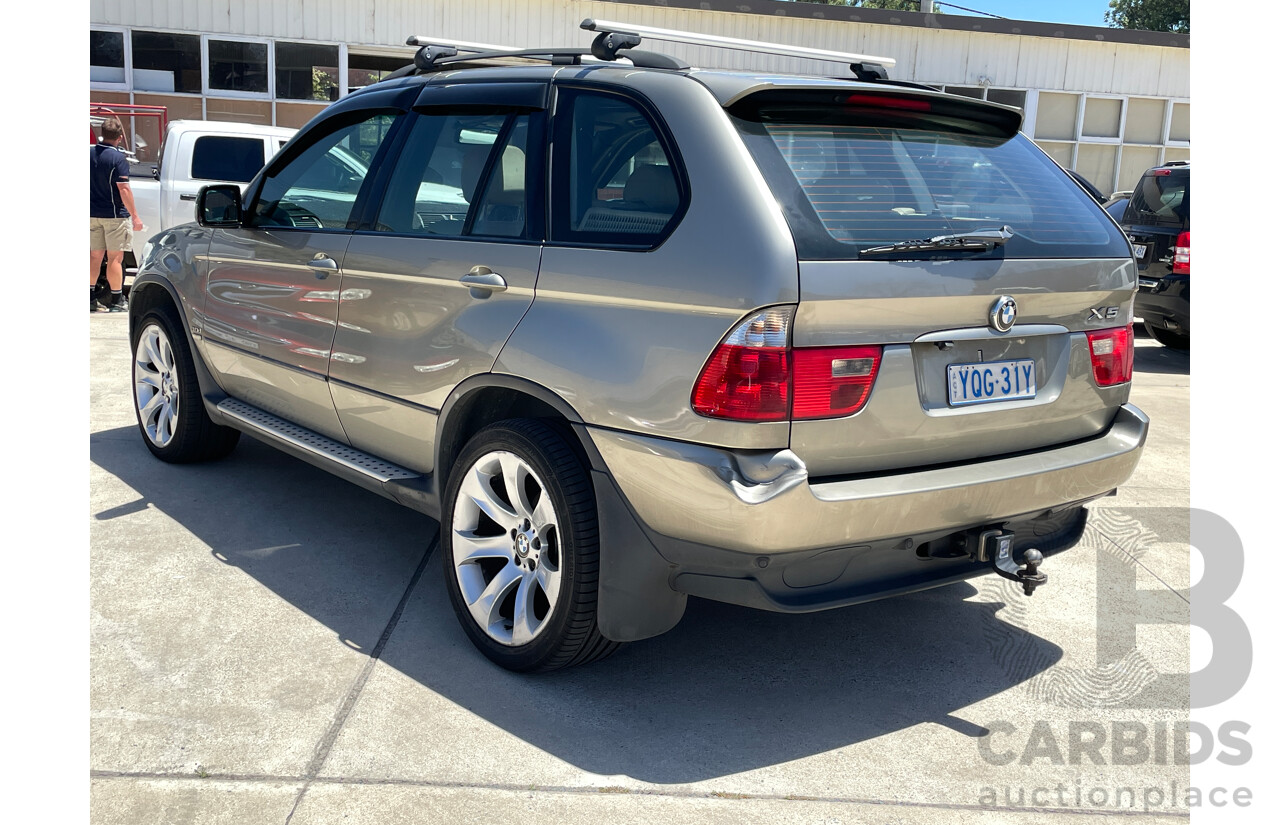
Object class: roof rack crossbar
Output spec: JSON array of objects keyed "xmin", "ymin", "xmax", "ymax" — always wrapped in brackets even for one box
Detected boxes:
[
  {"xmin": 425, "ymin": 47, "xmax": 596, "ymax": 69},
  {"xmin": 581, "ymin": 18, "xmax": 896, "ymax": 72},
  {"xmin": 393, "ymin": 42, "xmax": 686, "ymax": 76},
  {"xmin": 405, "ymin": 36, "xmax": 519, "ymax": 52}
]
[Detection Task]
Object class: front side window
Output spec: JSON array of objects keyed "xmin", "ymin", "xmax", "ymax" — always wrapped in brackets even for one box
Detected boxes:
[
  {"xmin": 374, "ymin": 111, "xmax": 532, "ymax": 239},
  {"xmin": 249, "ymin": 113, "xmax": 397, "ymax": 230},
  {"xmin": 208, "ymin": 39, "xmax": 268, "ymax": 94},
  {"xmin": 552, "ymin": 89, "xmax": 683, "ymax": 246},
  {"xmin": 131, "ymin": 31, "xmax": 200, "ymax": 94},
  {"xmin": 191, "ymin": 136, "xmax": 265, "ymax": 182}
]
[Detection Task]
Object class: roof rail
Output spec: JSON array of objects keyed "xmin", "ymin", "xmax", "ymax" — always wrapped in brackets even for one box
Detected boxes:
[{"xmin": 581, "ymin": 18, "xmax": 896, "ymax": 79}]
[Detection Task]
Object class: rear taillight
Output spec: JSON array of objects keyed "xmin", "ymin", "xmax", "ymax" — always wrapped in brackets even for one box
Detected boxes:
[
  {"xmin": 1086, "ymin": 325, "xmax": 1134, "ymax": 387},
  {"xmin": 1172, "ymin": 230, "xmax": 1190, "ymax": 275},
  {"xmin": 792, "ymin": 346, "xmax": 883, "ymax": 419},
  {"xmin": 692, "ymin": 308, "xmax": 883, "ymax": 421},
  {"xmin": 692, "ymin": 308, "xmax": 792, "ymax": 421}
]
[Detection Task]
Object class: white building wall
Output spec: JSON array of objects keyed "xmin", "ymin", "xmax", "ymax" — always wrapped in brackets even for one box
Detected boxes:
[
  {"xmin": 90, "ymin": 0, "xmax": 1187, "ymax": 97},
  {"xmin": 90, "ymin": 0, "xmax": 1189, "ymax": 192}
]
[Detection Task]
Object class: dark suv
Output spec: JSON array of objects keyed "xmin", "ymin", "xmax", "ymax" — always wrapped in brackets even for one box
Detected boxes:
[
  {"xmin": 1122, "ymin": 162, "xmax": 1190, "ymax": 349},
  {"xmin": 126, "ymin": 22, "xmax": 1147, "ymax": 671}
]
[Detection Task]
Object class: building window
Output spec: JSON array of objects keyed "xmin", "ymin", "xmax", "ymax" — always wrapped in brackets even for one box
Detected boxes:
[
  {"xmin": 986, "ymin": 89, "xmax": 1026, "ymax": 113},
  {"xmin": 276, "ymin": 42, "xmax": 340, "ymax": 101},
  {"xmin": 1082, "ymin": 97, "xmax": 1122, "ymax": 139},
  {"xmin": 1034, "ymin": 92, "xmax": 1080, "ymax": 142},
  {"xmin": 1076, "ymin": 144, "xmax": 1118, "ymax": 194},
  {"xmin": 347, "ymin": 53, "xmax": 413, "ymax": 93},
  {"xmin": 208, "ymin": 39, "xmax": 269, "ymax": 94},
  {"xmin": 1123, "ymin": 97, "xmax": 1165, "ymax": 145},
  {"xmin": 1117, "ymin": 146, "xmax": 1161, "ymax": 193},
  {"xmin": 1168, "ymin": 103, "xmax": 1190, "ymax": 143},
  {"xmin": 91, "ymin": 30, "xmax": 125, "ymax": 84},
  {"xmin": 1034, "ymin": 141, "xmax": 1074, "ymax": 168},
  {"xmin": 132, "ymin": 31, "xmax": 201, "ymax": 94}
]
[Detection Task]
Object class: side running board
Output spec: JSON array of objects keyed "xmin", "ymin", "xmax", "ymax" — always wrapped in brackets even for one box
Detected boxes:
[{"xmin": 215, "ymin": 399, "xmax": 436, "ymax": 511}]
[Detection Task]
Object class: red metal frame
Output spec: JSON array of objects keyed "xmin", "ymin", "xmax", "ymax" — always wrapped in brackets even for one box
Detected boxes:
[{"xmin": 90, "ymin": 103, "xmax": 169, "ymax": 157}]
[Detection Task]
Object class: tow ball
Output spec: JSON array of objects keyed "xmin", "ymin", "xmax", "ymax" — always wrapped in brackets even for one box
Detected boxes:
[{"xmin": 978, "ymin": 529, "xmax": 1047, "ymax": 596}]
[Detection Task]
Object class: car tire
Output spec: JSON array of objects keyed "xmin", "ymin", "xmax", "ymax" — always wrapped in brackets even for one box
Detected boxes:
[
  {"xmin": 1145, "ymin": 321, "xmax": 1189, "ymax": 350},
  {"xmin": 131, "ymin": 307, "xmax": 240, "ymax": 463},
  {"xmin": 442, "ymin": 419, "xmax": 620, "ymax": 672}
]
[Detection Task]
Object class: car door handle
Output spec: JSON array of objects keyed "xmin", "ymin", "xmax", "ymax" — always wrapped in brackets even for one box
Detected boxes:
[
  {"xmin": 179, "ymin": 193, "xmax": 198, "ymax": 201},
  {"xmin": 307, "ymin": 254, "xmax": 339, "ymax": 279},
  {"xmin": 459, "ymin": 266, "xmax": 507, "ymax": 293}
]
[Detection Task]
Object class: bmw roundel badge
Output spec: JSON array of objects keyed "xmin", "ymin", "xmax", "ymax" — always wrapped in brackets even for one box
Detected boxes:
[{"xmin": 990, "ymin": 295, "xmax": 1018, "ymax": 333}]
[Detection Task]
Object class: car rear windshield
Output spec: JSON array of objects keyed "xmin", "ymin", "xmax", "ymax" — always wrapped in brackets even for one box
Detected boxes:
[
  {"xmin": 1121, "ymin": 168, "xmax": 1189, "ymax": 229},
  {"xmin": 730, "ymin": 91, "xmax": 1130, "ymax": 260}
]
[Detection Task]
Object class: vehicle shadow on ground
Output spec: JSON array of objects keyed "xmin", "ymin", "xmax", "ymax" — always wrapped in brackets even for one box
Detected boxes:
[
  {"xmin": 1133, "ymin": 331, "xmax": 1190, "ymax": 376},
  {"xmin": 91, "ymin": 428, "xmax": 1063, "ymax": 784}
]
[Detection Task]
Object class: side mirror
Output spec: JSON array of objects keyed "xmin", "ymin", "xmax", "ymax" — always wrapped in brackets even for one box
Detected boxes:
[
  {"xmin": 197, "ymin": 185, "xmax": 242, "ymax": 227},
  {"xmin": 151, "ymin": 166, "xmax": 160, "ymax": 181}
]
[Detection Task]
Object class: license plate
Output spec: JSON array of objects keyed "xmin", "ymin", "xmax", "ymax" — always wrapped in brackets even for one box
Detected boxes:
[
  {"xmin": 947, "ymin": 359, "xmax": 1036, "ymax": 407},
  {"xmin": 1132, "ymin": 243, "xmax": 1147, "ymax": 259}
]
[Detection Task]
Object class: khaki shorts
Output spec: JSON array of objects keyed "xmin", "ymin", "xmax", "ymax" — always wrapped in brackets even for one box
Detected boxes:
[{"xmin": 90, "ymin": 217, "xmax": 133, "ymax": 253}]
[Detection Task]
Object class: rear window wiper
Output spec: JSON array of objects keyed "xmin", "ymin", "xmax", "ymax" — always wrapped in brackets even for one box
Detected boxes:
[{"xmin": 859, "ymin": 225, "xmax": 1014, "ymax": 257}]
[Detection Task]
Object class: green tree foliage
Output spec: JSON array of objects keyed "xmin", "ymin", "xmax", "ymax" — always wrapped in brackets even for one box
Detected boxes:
[
  {"xmin": 312, "ymin": 67, "xmax": 337, "ymax": 101},
  {"xmin": 1105, "ymin": 0, "xmax": 1189, "ymax": 34}
]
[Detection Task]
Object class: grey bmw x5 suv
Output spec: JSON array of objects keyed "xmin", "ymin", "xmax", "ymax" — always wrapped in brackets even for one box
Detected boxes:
[{"xmin": 128, "ymin": 24, "xmax": 1147, "ymax": 671}]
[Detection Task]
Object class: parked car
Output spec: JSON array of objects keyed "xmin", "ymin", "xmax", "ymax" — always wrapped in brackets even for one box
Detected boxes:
[
  {"xmin": 127, "ymin": 23, "xmax": 1146, "ymax": 671},
  {"xmin": 1103, "ymin": 194, "xmax": 1130, "ymax": 223},
  {"xmin": 1066, "ymin": 169, "xmax": 1107, "ymax": 204},
  {"xmin": 1120, "ymin": 162, "xmax": 1190, "ymax": 349}
]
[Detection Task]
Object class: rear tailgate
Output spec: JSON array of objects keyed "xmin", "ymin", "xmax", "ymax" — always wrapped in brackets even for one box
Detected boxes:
[
  {"xmin": 730, "ymin": 87, "xmax": 1135, "ymax": 476},
  {"xmin": 791, "ymin": 258, "xmax": 1133, "ymax": 474}
]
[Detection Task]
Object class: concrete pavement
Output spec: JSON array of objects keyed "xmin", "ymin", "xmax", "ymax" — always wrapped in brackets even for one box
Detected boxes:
[{"xmin": 90, "ymin": 312, "xmax": 1192, "ymax": 824}]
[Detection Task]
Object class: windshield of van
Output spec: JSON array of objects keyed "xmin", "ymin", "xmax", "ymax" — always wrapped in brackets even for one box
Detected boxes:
[{"xmin": 731, "ymin": 95, "xmax": 1130, "ymax": 260}]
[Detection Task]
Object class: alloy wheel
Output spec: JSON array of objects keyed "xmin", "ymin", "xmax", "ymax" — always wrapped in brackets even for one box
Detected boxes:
[
  {"xmin": 451, "ymin": 450, "xmax": 562, "ymax": 646},
  {"xmin": 134, "ymin": 322, "xmax": 180, "ymax": 448}
]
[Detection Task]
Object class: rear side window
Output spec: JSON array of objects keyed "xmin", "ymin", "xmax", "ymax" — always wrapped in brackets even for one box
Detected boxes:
[
  {"xmin": 551, "ymin": 88, "xmax": 684, "ymax": 247},
  {"xmin": 191, "ymin": 136, "xmax": 265, "ymax": 182},
  {"xmin": 1122, "ymin": 169, "xmax": 1189, "ymax": 228},
  {"xmin": 732, "ymin": 92, "xmax": 1130, "ymax": 260},
  {"xmin": 373, "ymin": 110, "xmax": 533, "ymax": 240}
]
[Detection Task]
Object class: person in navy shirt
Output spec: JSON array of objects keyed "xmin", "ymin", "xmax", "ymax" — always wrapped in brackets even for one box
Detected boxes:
[{"xmin": 90, "ymin": 117, "xmax": 144, "ymax": 312}]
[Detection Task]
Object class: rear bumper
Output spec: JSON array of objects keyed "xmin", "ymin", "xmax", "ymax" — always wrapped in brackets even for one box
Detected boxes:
[
  {"xmin": 1136, "ymin": 275, "xmax": 1190, "ymax": 333},
  {"xmin": 586, "ymin": 404, "xmax": 1147, "ymax": 612}
]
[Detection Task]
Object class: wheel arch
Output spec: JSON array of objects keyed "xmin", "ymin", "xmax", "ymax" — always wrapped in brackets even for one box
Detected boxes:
[
  {"xmin": 434, "ymin": 375, "xmax": 685, "ymax": 644},
  {"xmin": 129, "ymin": 272, "xmax": 232, "ymax": 419},
  {"xmin": 435, "ymin": 375, "xmax": 595, "ymax": 496}
]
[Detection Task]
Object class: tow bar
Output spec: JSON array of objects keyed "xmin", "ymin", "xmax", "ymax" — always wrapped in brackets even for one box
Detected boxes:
[{"xmin": 978, "ymin": 529, "xmax": 1047, "ymax": 596}]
